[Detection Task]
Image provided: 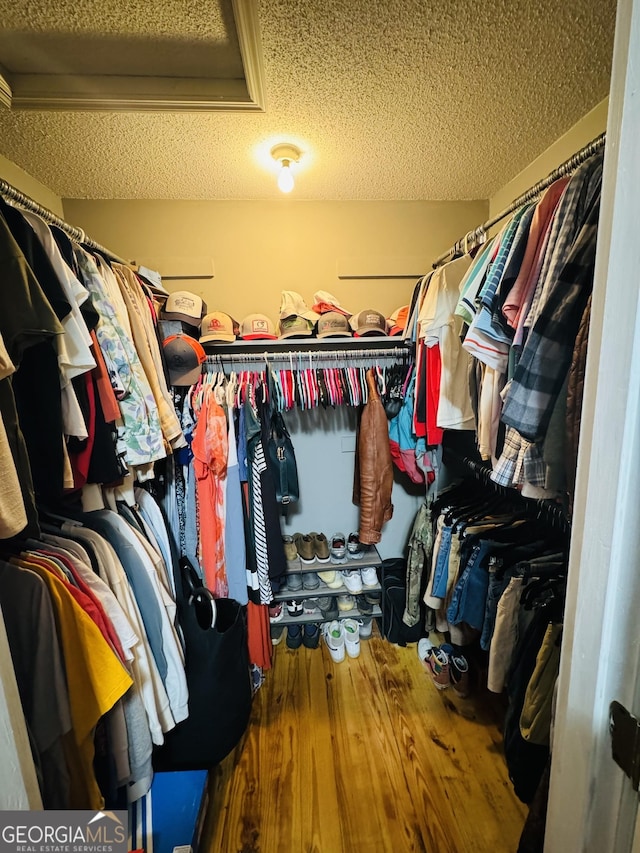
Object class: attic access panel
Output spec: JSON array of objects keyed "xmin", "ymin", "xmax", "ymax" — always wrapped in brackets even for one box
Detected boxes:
[{"xmin": 0, "ymin": 0, "xmax": 264, "ymax": 111}]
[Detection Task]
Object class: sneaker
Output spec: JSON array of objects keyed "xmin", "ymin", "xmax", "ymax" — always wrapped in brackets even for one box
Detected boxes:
[
  {"xmin": 317, "ymin": 568, "xmax": 337, "ymax": 585},
  {"xmin": 286, "ymin": 623, "xmax": 303, "ymax": 649},
  {"xmin": 285, "ymin": 572, "xmax": 303, "ymax": 591},
  {"xmin": 361, "ymin": 566, "xmax": 378, "ymax": 587},
  {"xmin": 425, "ymin": 644, "xmax": 451, "ymax": 690},
  {"xmin": 294, "ymin": 533, "xmax": 316, "ymax": 564},
  {"xmin": 287, "ymin": 599, "xmax": 303, "ymax": 618},
  {"xmin": 337, "ymin": 593, "xmax": 355, "ymax": 612},
  {"xmin": 271, "ymin": 625, "xmax": 286, "ymax": 645},
  {"xmin": 322, "ymin": 620, "xmax": 345, "ymax": 663},
  {"xmin": 318, "ymin": 596, "xmax": 339, "ymax": 620},
  {"xmin": 357, "ymin": 616, "xmax": 373, "ymax": 639},
  {"xmin": 302, "ymin": 571, "xmax": 320, "ymax": 590},
  {"xmin": 303, "ymin": 598, "xmax": 321, "ymax": 616},
  {"xmin": 282, "ymin": 535, "xmax": 298, "ymax": 562},
  {"xmin": 417, "ymin": 637, "xmax": 434, "ymax": 670},
  {"xmin": 330, "ymin": 532, "xmax": 348, "ymax": 564},
  {"xmin": 310, "ymin": 532, "xmax": 331, "ymax": 563},
  {"xmin": 364, "ymin": 590, "xmax": 381, "ymax": 606},
  {"xmin": 341, "ymin": 569, "xmax": 363, "ymax": 594},
  {"xmin": 302, "ymin": 623, "xmax": 321, "ymax": 649},
  {"xmin": 342, "ymin": 618, "xmax": 361, "ymax": 658},
  {"xmin": 269, "ymin": 602, "xmax": 284, "ymax": 623},
  {"xmin": 449, "ymin": 650, "xmax": 471, "ymax": 698},
  {"xmin": 326, "ymin": 572, "xmax": 345, "ymax": 589},
  {"xmin": 347, "ymin": 532, "xmax": 364, "ymax": 559},
  {"xmin": 355, "ymin": 595, "xmax": 373, "ymax": 615}
]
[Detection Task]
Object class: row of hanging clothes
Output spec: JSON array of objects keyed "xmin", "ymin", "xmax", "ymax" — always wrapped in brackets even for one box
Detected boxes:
[
  {"xmin": 205, "ymin": 347, "xmax": 413, "ymax": 412},
  {"xmin": 400, "ymin": 144, "xmax": 604, "ymax": 517},
  {"xmin": 405, "ymin": 461, "xmax": 568, "ymax": 809}
]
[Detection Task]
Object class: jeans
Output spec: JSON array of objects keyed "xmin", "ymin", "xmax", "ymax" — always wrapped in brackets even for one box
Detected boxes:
[
  {"xmin": 446, "ymin": 539, "xmax": 492, "ymax": 630},
  {"xmin": 430, "ymin": 524, "xmax": 453, "ymax": 599},
  {"xmin": 481, "ymin": 566, "xmax": 512, "ymax": 650}
]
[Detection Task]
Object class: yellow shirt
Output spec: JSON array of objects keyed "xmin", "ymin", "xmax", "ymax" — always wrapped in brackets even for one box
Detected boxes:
[{"xmin": 21, "ymin": 561, "xmax": 133, "ymax": 808}]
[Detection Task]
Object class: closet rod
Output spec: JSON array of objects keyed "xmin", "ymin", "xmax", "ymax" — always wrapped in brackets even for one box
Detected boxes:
[
  {"xmin": 432, "ymin": 131, "xmax": 606, "ymax": 269},
  {"xmin": 0, "ymin": 177, "xmax": 131, "ymax": 265},
  {"xmin": 205, "ymin": 346, "xmax": 410, "ymax": 363},
  {"xmin": 461, "ymin": 455, "xmax": 570, "ymax": 533}
]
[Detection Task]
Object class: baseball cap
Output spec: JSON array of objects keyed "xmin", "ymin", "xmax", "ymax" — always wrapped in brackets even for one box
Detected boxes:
[
  {"xmin": 200, "ymin": 311, "xmax": 236, "ymax": 343},
  {"xmin": 240, "ymin": 313, "xmax": 278, "ymax": 340},
  {"xmin": 278, "ymin": 315, "xmax": 314, "ymax": 339},
  {"xmin": 163, "ymin": 334, "xmax": 206, "ymax": 386},
  {"xmin": 311, "ymin": 290, "xmax": 351, "ymax": 317},
  {"xmin": 279, "ymin": 290, "xmax": 320, "ymax": 323},
  {"xmin": 387, "ymin": 305, "xmax": 409, "ymax": 336},
  {"xmin": 161, "ymin": 291, "xmax": 207, "ymax": 326},
  {"xmin": 350, "ymin": 309, "xmax": 388, "ymax": 337},
  {"xmin": 317, "ymin": 311, "xmax": 352, "ymax": 339}
]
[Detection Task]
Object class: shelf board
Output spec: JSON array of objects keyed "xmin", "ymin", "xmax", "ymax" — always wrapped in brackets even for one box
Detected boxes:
[
  {"xmin": 203, "ymin": 337, "xmax": 410, "ymax": 356},
  {"xmin": 284, "ymin": 546, "xmax": 382, "ymax": 574},
  {"xmin": 272, "ymin": 581, "xmax": 381, "ymax": 602},
  {"xmin": 270, "ymin": 605, "xmax": 382, "ymax": 628}
]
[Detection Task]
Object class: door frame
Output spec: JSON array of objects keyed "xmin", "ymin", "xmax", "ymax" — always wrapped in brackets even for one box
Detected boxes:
[{"xmin": 545, "ymin": 0, "xmax": 640, "ymax": 848}]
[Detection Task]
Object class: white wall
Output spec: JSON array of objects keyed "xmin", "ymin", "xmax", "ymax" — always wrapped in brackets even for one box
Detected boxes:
[
  {"xmin": 489, "ymin": 98, "xmax": 609, "ymax": 219},
  {"xmin": 0, "ymin": 153, "xmax": 64, "ymax": 218},
  {"xmin": 62, "ymin": 198, "xmax": 488, "ymax": 322},
  {"xmin": 281, "ymin": 406, "xmax": 424, "ymax": 560}
]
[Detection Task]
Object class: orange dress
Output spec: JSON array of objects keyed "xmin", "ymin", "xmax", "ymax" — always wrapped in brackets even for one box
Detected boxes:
[{"xmin": 192, "ymin": 386, "xmax": 229, "ymax": 596}]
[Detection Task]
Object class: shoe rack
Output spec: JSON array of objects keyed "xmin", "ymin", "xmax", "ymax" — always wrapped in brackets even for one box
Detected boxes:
[{"xmin": 270, "ymin": 545, "xmax": 383, "ymax": 628}]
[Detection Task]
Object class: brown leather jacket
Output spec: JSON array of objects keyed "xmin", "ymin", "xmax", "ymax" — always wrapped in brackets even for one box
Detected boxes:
[{"xmin": 353, "ymin": 369, "xmax": 394, "ymax": 544}]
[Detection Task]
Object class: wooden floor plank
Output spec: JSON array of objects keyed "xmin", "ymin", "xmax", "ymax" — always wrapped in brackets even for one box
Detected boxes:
[{"xmin": 203, "ymin": 628, "xmax": 527, "ymax": 853}]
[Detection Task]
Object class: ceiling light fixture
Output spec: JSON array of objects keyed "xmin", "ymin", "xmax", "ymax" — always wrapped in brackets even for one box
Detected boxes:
[{"xmin": 271, "ymin": 143, "xmax": 301, "ymax": 194}]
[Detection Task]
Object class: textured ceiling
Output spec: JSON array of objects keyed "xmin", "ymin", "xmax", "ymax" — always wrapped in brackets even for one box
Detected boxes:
[{"xmin": 0, "ymin": 0, "xmax": 617, "ymax": 201}]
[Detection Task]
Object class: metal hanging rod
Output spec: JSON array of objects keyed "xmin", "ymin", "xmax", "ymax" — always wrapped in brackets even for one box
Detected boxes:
[
  {"xmin": 432, "ymin": 132, "xmax": 607, "ymax": 269},
  {"xmin": 206, "ymin": 346, "xmax": 410, "ymax": 365},
  {"xmin": 0, "ymin": 177, "xmax": 131, "ymax": 265}
]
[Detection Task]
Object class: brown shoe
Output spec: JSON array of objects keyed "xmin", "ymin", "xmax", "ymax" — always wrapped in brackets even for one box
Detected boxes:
[
  {"xmin": 294, "ymin": 532, "xmax": 315, "ymax": 564},
  {"xmin": 282, "ymin": 535, "xmax": 298, "ymax": 562},
  {"xmin": 309, "ymin": 531, "xmax": 330, "ymax": 563}
]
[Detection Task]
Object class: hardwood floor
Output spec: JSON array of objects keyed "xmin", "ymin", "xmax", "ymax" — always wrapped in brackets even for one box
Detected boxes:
[{"xmin": 202, "ymin": 626, "xmax": 527, "ymax": 853}]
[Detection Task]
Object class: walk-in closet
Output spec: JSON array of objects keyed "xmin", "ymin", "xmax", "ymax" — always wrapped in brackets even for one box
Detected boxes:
[{"xmin": 0, "ymin": 0, "xmax": 639, "ymax": 851}]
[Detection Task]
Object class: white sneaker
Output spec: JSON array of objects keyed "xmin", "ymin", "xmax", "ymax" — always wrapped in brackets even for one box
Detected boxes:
[
  {"xmin": 322, "ymin": 620, "xmax": 345, "ymax": 663},
  {"xmin": 330, "ymin": 532, "xmax": 348, "ymax": 564},
  {"xmin": 317, "ymin": 568, "xmax": 337, "ymax": 585},
  {"xmin": 361, "ymin": 566, "xmax": 378, "ymax": 587},
  {"xmin": 417, "ymin": 637, "xmax": 434, "ymax": 670},
  {"xmin": 341, "ymin": 569, "xmax": 362, "ymax": 594},
  {"xmin": 342, "ymin": 618, "xmax": 361, "ymax": 658}
]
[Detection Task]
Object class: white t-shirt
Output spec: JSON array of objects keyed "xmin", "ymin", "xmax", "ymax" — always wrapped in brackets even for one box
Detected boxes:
[{"xmin": 418, "ymin": 255, "xmax": 475, "ymax": 430}]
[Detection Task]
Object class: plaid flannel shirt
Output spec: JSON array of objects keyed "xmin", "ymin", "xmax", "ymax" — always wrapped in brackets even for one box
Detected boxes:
[
  {"xmin": 526, "ymin": 153, "xmax": 604, "ymax": 330},
  {"xmin": 501, "ymin": 190, "xmax": 601, "ymax": 442},
  {"xmin": 491, "ymin": 426, "xmax": 547, "ymax": 488}
]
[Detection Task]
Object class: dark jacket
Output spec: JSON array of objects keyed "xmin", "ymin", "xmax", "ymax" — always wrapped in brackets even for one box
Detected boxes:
[
  {"xmin": 353, "ymin": 369, "xmax": 393, "ymax": 544},
  {"xmin": 566, "ymin": 293, "xmax": 591, "ymax": 506}
]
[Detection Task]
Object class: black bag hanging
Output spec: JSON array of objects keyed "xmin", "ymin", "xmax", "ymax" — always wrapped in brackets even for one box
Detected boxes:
[
  {"xmin": 381, "ymin": 558, "xmax": 423, "ymax": 646},
  {"xmin": 267, "ymin": 409, "xmax": 300, "ymax": 506},
  {"xmin": 153, "ymin": 558, "xmax": 252, "ymax": 771}
]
